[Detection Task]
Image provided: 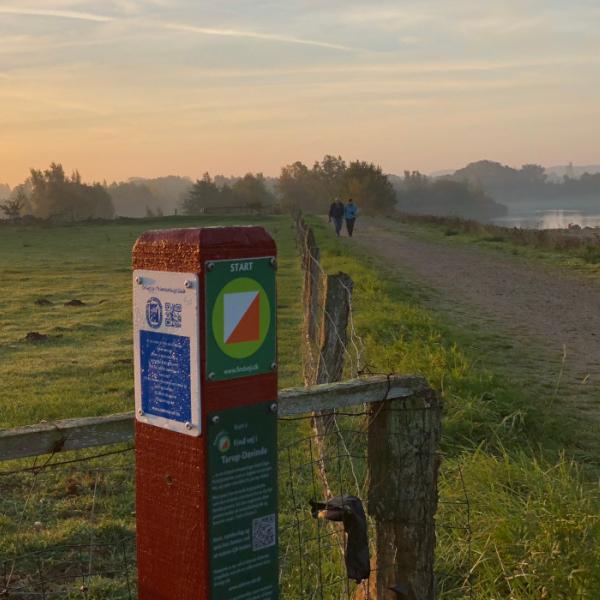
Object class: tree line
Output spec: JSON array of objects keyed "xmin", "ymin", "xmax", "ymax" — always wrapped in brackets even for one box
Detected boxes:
[
  {"xmin": 1, "ymin": 163, "xmax": 113, "ymax": 222},
  {"xmin": 394, "ymin": 171, "xmax": 507, "ymax": 220},
  {"xmin": 181, "ymin": 157, "xmax": 396, "ymax": 216},
  {"xmin": 1, "ymin": 156, "xmax": 398, "ymax": 221},
  {"xmin": 181, "ymin": 172, "xmax": 277, "ymax": 215},
  {"xmin": 11, "ymin": 156, "xmax": 589, "ymax": 223},
  {"xmin": 452, "ymin": 160, "xmax": 600, "ymax": 202}
]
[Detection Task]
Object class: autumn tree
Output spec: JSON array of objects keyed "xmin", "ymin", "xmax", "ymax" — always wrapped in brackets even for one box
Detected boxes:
[
  {"xmin": 28, "ymin": 163, "xmax": 114, "ymax": 220},
  {"xmin": 0, "ymin": 189, "xmax": 26, "ymax": 220},
  {"xmin": 278, "ymin": 161, "xmax": 317, "ymax": 212},
  {"xmin": 232, "ymin": 173, "xmax": 274, "ymax": 210},
  {"xmin": 341, "ymin": 161, "xmax": 396, "ymax": 215},
  {"xmin": 312, "ymin": 154, "xmax": 347, "ymax": 206},
  {"xmin": 181, "ymin": 173, "xmax": 221, "ymax": 214}
]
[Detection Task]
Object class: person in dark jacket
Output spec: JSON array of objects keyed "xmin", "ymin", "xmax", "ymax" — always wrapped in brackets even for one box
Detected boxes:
[
  {"xmin": 344, "ymin": 198, "xmax": 358, "ymax": 237},
  {"xmin": 328, "ymin": 198, "xmax": 344, "ymax": 236}
]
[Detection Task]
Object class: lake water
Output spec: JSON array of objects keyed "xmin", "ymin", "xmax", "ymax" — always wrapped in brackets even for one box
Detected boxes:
[{"xmin": 493, "ymin": 210, "xmax": 600, "ymax": 230}]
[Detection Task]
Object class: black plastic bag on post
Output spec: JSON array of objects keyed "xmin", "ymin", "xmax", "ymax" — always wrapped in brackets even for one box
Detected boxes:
[{"xmin": 310, "ymin": 495, "xmax": 370, "ymax": 583}]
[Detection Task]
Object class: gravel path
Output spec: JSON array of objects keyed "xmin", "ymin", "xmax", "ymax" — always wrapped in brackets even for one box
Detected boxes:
[{"xmin": 351, "ymin": 217, "xmax": 600, "ymax": 416}]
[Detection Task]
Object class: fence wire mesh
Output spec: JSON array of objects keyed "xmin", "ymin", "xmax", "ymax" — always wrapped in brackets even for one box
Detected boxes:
[
  {"xmin": 1, "ymin": 397, "xmax": 463, "ymax": 600},
  {"xmin": 278, "ymin": 409, "xmax": 371, "ymax": 599},
  {"xmin": 0, "ymin": 448, "xmax": 136, "ymax": 599}
]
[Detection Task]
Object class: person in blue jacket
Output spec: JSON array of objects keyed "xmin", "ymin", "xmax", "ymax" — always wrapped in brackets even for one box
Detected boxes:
[{"xmin": 344, "ymin": 198, "xmax": 358, "ymax": 237}]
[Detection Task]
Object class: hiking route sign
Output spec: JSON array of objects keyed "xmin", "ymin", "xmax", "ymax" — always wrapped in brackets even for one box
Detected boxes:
[
  {"xmin": 133, "ymin": 270, "xmax": 201, "ymax": 436},
  {"xmin": 208, "ymin": 401, "xmax": 278, "ymax": 599},
  {"xmin": 205, "ymin": 257, "xmax": 276, "ymax": 381}
]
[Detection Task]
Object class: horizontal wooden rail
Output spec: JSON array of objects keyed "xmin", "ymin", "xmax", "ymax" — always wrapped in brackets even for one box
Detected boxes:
[{"xmin": 0, "ymin": 375, "xmax": 426, "ymax": 462}]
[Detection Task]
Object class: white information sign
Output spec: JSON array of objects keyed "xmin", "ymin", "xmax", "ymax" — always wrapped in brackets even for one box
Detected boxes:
[{"xmin": 133, "ymin": 269, "xmax": 201, "ymax": 436}]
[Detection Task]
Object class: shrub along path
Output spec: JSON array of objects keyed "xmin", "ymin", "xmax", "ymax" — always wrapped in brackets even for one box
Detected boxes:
[{"xmin": 349, "ymin": 216, "xmax": 600, "ymax": 424}]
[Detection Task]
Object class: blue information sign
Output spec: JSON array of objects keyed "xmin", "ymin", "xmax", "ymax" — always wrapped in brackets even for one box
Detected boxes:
[
  {"xmin": 133, "ymin": 269, "xmax": 201, "ymax": 436},
  {"xmin": 140, "ymin": 330, "xmax": 191, "ymax": 423}
]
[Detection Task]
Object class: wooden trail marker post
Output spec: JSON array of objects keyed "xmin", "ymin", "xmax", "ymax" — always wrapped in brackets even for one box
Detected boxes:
[{"xmin": 132, "ymin": 227, "xmax": 278, "ymax": 600}]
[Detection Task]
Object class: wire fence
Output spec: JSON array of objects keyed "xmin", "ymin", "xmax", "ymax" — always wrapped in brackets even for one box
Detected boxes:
[
  {"xmin": 0, "ymin": 215, "xmax": 470, "ymax": 599},
  {"xmin": 1, "ymin": 403, "xmax": 463, "ymax": 599},
  {"xmin": 0, "ymin": 448, "xmax": 136, "ymax": 599},
  {"xmin": 284, "ymin": 214, "xmax": 469, "ymax": 599}
]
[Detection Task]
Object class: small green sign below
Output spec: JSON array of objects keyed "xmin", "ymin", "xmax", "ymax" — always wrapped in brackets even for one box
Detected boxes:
[
  {"xmin": 206, "ymin": 258, "xmax": 276, "ymax": 381},
  {"xmin": 208, "ymin": 402, "xmax": 278, "ymax": 599}
]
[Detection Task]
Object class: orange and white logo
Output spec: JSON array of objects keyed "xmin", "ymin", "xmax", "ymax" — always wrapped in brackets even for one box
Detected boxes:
[{"xmin": 223, "ymin": 291, "xmax": 260, "ymax": 344}]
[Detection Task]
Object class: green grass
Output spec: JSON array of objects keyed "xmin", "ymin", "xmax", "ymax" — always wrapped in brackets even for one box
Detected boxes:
[
  {"xmin": 2, "ymin": 215, "xmax": 600, "ymax": 598},
  {"xmin": 308, "ymin": 217, "xmax": 600, "ymax": 598},
  {"xmin": 0, "ymin": 216, "xmax": 302, "ymax": 428}
]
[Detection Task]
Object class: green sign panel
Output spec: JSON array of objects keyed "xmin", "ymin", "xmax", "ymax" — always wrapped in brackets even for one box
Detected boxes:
[
  {"xmin": 206, "ymin": 258, "xmax": 276, "ymax": 381},
  {"xmin": 208, "ymin": 402, "xmax": 278, "ymax": 599}
]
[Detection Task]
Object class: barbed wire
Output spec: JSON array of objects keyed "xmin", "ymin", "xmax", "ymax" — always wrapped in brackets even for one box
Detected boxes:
[{"xmin": 0, "ymin": 446, "xmax": 134, "ymax": 478}]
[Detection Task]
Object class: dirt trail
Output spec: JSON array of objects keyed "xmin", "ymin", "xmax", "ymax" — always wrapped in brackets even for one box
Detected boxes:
[{"xmin": 351, "ymin": 217, "xmax": 600, "ymax": 416}]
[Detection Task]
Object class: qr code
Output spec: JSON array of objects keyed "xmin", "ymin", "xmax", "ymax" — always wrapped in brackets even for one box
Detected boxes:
[
  {"xmin": 252, "ymin": 514, "xmax": 276, "ymax": 551},
  {"xmin": 164, "ymin": 303, "xmax": 182, "ymax": 328}
]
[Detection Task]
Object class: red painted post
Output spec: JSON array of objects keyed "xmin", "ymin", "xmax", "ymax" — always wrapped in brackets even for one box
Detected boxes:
[{"xmin": 132, "ymin": 227, "xmax": 278, "ymax": 600}]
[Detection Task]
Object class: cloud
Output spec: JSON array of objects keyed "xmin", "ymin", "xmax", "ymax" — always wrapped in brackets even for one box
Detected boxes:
[
  {"xmin": 0, "ymin": 6, "xmax": 114, "ymax": 22},
  {"xmin": 338, "ymin": 2, "xmax": 600, "ymax": 37},
  {"xmin": 164, "ymin": 54, "xmax": 600, "ymax": 82},
  {"xmin": 164, "ymin": 23, "xmax": 353, "ymax": 51}
]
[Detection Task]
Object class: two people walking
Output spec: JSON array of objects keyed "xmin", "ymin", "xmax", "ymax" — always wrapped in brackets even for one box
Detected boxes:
[{"xmin": 329, "ymin": 198, "xmax": 359, "ymax": 237}]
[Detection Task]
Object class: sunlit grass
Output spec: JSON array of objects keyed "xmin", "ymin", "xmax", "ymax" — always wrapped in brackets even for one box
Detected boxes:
[
  {"xmin": 0, "ymin": 216, "xmax": 302, "ymax": 428},
  {"xmin": 310, "ymin": 216, "xmax": 600, "ymax": 598}
]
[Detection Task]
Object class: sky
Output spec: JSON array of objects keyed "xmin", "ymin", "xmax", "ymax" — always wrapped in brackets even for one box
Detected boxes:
[{"xmin": 1, "ymin": 0, "xmax": 599, "ymax": 186}]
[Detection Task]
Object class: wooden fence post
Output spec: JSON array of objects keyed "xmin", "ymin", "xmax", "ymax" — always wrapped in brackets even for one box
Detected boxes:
[
  {"xmin": 294, "ymin": 216, "xmax": 441, "ymax": 599},
  {"xmin": 296, "ymin": 217, "xmax": 354, "ymax": 496},
  {"xmin": 315, "ymin": 273, "xmax": 353, "ymax": 385},
  {"xmin": 360, "ymin": 388, "xmax": 442, "ymax": 600}
]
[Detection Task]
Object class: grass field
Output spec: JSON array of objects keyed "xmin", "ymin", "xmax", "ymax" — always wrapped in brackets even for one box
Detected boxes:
[
  {"xmin": 0, "ymin": 216, "xmax": 303, "ymax": 428},
  {"xmin": 2, "ymin": 215, "xmax": 600, "ymax": 598}
]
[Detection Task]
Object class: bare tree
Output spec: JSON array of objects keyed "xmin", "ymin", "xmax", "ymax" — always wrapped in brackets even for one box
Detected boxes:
[{"xmin": 0, "ymin": 190, "xmax": 25, "ymax": 220}]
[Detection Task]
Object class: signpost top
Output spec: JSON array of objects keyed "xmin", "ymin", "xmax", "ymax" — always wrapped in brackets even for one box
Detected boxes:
[{"xmin": 133, "ymin": 226, "xmax": 276, "ymax": 271}]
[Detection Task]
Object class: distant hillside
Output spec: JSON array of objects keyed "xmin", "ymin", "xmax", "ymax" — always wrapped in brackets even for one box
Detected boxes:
[
  {"xmin": 428, "ymin": 169, "xmax": 456, "ymax": 178},
  {"xmin": 427, "ymin": 163, "xmax": 600, "ymax": 181},
  {"xmin": 446, "ymin": 160, "xmax": 600, "ymax": 211},
  {"xmin": 390, "ymin": 171, "xmax": 507, "ymax": 221},
  {"xmin": 546, "ymin": 164, "xmax": 600, "ymax": 180}
]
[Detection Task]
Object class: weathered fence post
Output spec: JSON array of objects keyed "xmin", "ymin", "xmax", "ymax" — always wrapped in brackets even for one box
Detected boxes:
[
  {"xmin": 132, "ymin": 227, "xmax": 279, "ymax": 600},
  {"xmin": 311, "ymin": 272, "xmax": 354, "ymax": 499},
  {"xmin": 296, "ymin": 217, "xmax": 354, "ymax": 510},
  {"xmin": 294, "ymin": 216, "xmax": 441, "ymax": 599},
  {"xmin": 360, "ymin": 388, "xmax": 442, "ymax": 600},
  {"xmin": 297, "ymin": 217, "xmax": 353, "ymax": 388},
  {"xmin": 295, "ymin": 221, "xmax": 355, "ymax": 583},
  {"xmin": 315, "ymin": 273, "xmax": 354, "ymax": 385}
]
